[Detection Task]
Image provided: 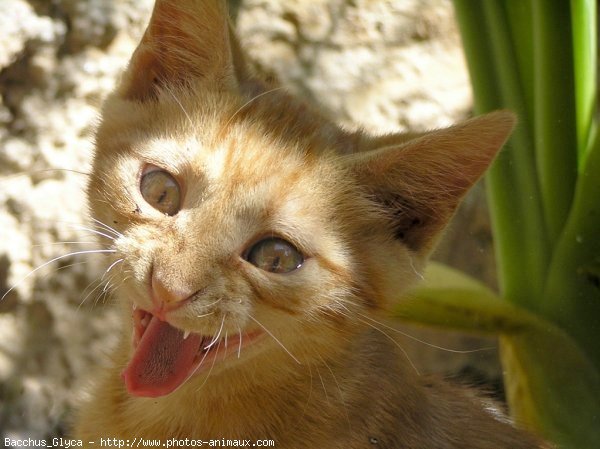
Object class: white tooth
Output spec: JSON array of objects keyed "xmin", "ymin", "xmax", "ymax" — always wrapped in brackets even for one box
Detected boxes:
[
  {"xmin": 132, "ymin": 304, "xmax": 137, "ymax": 311},
  {"xmin": 183, "ymin": 330, "xmax": 191, "ymax": 340}
]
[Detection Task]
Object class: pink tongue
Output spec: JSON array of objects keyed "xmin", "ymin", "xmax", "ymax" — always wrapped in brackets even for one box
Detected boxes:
[{"xmin": 122, "ymin": 316, "xmax": 203, "ymax": 398}]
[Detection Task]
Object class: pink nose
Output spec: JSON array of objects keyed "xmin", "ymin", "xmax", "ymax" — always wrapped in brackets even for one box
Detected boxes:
[{"xmin": 151, "ymin": 271, "xmax": 195, "ymax": 311}]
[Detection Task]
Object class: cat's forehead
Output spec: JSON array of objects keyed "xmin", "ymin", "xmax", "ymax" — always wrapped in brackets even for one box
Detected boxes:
[
  {"xmin": 108, "ymin": 90, "xmax": 331, "ymax": 178},
  {"xmin": 137, "ymin": 120, "xmax": 316, "ymax": 186},
  {"xmin": 99, "ymin": 83, "xmax": 353, "ymax": 163}
]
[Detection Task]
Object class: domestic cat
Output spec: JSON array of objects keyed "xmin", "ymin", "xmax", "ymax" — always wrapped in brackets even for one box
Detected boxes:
[{"xmin": 73, "ymin": 0, "xmax": 550, "ymax": 448}]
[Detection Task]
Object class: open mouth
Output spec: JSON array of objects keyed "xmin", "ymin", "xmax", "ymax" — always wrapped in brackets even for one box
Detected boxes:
[{"xmin": 122, "ymin": 308, "xmax": 263, "ymax": 398}]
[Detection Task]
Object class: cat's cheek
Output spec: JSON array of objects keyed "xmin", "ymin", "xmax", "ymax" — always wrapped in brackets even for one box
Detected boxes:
[
  {"xmin": 354, "ymin": 241, "xmax": 427, "ymax": 310},
  {"xmin": 240, "ymin": 258, "xmax": 347, "ymax": 318}
]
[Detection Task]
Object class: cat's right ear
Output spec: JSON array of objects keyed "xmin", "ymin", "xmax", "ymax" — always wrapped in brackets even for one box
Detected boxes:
[
  {"xmin": 343, "ymin": 111, "xmax": 516, "ymax": 255},
  {"xmin": 118, "ymin": 0, "xmax": 238, "ymax": 101}
]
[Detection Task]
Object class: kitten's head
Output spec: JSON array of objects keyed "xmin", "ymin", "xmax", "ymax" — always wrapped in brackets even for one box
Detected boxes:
[{"xmin": 88, "ymin": 0, "xmax": 514, "ymax": 398}]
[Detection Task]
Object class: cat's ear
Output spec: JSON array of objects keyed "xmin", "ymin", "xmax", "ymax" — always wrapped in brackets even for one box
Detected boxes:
[
  {"xmin": 119, "ymin": 0, "xmax": 239, "ymax": 101},
  {"xmin": 345, "ymin": 111, "xmax": 516, "ymax": 253}
]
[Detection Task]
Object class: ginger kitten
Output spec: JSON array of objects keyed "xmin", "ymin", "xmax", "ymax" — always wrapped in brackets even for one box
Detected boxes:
[{"xmin": 73, "ymin": 1, "xmax": 549, "ymax": 448}]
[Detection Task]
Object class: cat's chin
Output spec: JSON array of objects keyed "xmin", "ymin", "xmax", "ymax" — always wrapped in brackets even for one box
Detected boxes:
[{"xmin": 122, "ymin": 308, "xmax": 263, "ymax": 398}]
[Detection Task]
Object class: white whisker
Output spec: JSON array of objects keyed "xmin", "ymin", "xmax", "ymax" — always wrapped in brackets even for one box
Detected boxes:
[
  {"xmin": 358, "ymin": 312, "xmax": 493, "ymax": 354},
  {"xmin": 98, "ymin": 275, "xmax": 126, "ymax": 306},
  {"xmin": 295, "ymin": 361, "xmax": 314, "ymax": 424},
  {"xmin": 195, "ymin": 297, "xmax": 222, "ymax": 310},
  {"xmin": 315, "ymin": 365, "xmax": 329, "ymax": 404},
  {"xmin": 206, "ymin": 338, "xmax": 222, "ymax": 376},
  {"xmin": 79, "ymin": 274, "xmax": 116, "ymax": 310},
  {"xmin": 223, "ymin": 87, "xmax": 284, "ymax": 130},
  {"xmin": 102, "ymin": 258, "xmax": 124, "ymax": 280},
  {"xmin": 109, "ymin": 275, "xmax": 130, "ymax": 300},
  {"xmin": 334, "ymin": 304, "xmax": 421, "ymax": 375},
  {"xmin": 182, "ymin": 315, "xmax": 229, "ymax": 395},
  {"xmin": 95, "ymin": 278, "xmax": 116, "ymax": 307},
  {"xmin": 98, "ymin": 282, "xmax": 113, "ymax": 305},
  {"xmin": 180, "ymin": 332, "xmax": 216, "ymax": 395},
  {"xmin": 66, "ymin": 224, "xmax": 116, "ymax": 241},
  {"xmin": 237, "ymin": 324, "xmax": 243, "ymax": 359},
  {"xmin": 47, "ymin": 260, "xmax": 91, "ymax": 274},
  {"xmin": 355, "ymin": 315, "xmax": 420, "ymax": 375},
  {"xmin": 77, "ymin": 277, "xmax": 104, "ymax": 310},
  {"xmin": 193, "ymin": 336, "xmax": 223, "ymax": 394},
  {"xmin": 317, "ymin": 353, "xmax": 350, "ymax": 430},
  {"xmin": 32, "ymin": 241, "xmax": 99, "ymax": 247},
  {"xmin": 204, "ymin": 315, "xmax": 225, "ymax": 350},
  {"xmin": 408, "ymin": 256, "xmax": 425, "ymax": 281},
  {"xmin": 164, "ymin": 84, "xmax": 195, "ymax": 130},
  {"xmin": 101, "ymin": 274, "xmax": 119, "ymax": 295},
  {"xmin": 89, "ymin": 217, "xmax": 123, "ymax": 238},
  {"xmin": 248, "ymin": 315, "xmax": 301, "ymax": 365},
  {"xmin": 1, "ymin": 249, "xmax": 117, "ymax": 302},
  {"xmin": 2, "ymin": 168, "xmax": 90, "ymax": 180}
]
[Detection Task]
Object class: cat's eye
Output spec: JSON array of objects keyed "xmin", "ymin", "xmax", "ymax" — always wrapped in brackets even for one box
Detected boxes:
[
  {"xmin": 139, "ymin": 167, "xmax": 181, "ymax": 216},
  {"xmin": 246, "ymin": 238, "xmax": 304, "ymax": 274}
]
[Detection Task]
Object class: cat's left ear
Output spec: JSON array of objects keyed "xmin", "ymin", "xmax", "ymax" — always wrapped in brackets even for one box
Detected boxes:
[
  {"xmin": 119, "ymin": 0, "xmax": 241, "ymax": 101},
  {"xmin": 345, "ymin": 111, "xmax": 516, "ymax": 254}
]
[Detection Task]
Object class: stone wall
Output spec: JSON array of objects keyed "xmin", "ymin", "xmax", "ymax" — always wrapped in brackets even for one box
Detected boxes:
[{"xmin": 0, "ymin": 0, "xmax": 497, "ymax": 439}]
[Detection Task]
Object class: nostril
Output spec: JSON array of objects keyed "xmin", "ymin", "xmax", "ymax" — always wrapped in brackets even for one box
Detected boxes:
[{"xmin": 151, "ymin": 269, "xmax": 197, "ymax": 310}]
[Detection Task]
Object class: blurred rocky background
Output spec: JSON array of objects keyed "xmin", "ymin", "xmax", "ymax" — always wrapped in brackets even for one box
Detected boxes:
[{"xmin": 0, "ymin": 0, "xmax": 499, "ymax": 440}]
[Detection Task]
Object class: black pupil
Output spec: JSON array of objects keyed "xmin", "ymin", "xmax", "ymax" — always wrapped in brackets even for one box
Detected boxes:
[{"xmin": 272, "ymin": 256, "xmax": 281, "ymax": 269}]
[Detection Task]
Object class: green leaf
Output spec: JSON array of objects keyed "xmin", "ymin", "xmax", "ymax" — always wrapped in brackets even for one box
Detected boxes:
[
  {"xmin": 395, "ymin": 262, "xmax": 600, "ymax": 448},
  {"xmin": 395, "ymin": 262, "xmax": 531, "ymax": 333},
  {"xmin": 501, "ymin": 331, "xmax": 600, "ymax": 449}
]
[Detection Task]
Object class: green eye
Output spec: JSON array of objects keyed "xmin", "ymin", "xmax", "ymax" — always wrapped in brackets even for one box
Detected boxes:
[
  {"xmin": 246, "ymin": 238, "xmax": 304, "ymax": 273},
  {"xmin": 140, "ymin": 167, "xmax": 181, "ymax": 216}
]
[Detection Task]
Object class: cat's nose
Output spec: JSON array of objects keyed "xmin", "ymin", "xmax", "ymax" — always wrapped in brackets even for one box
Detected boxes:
[{"xmin": 151, "ymin": 270, "xmax": 195, "ymax": 310}]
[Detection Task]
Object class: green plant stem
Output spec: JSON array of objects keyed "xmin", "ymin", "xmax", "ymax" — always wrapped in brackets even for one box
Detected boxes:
[
  {"xmin": 452, "ymin": 2, "xmax": 501, "ymax": 110},
  {"xmin": 543, "ymin": 130, "xmax": 600, "ymax": 370},
  {"xmin": 454, "ymin": 0, "xmax": 550, "ymax": 310},
  {"xmin": 533, "ymin": 0, "xmax": 578, "ymax": 244},
  {"xmin": 571, "ymin": 0, "xmax": 597, "ymax": 167},
  {"xmin": 504, "ymin": 0, "xmax": 534, "ymax": 129}
]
